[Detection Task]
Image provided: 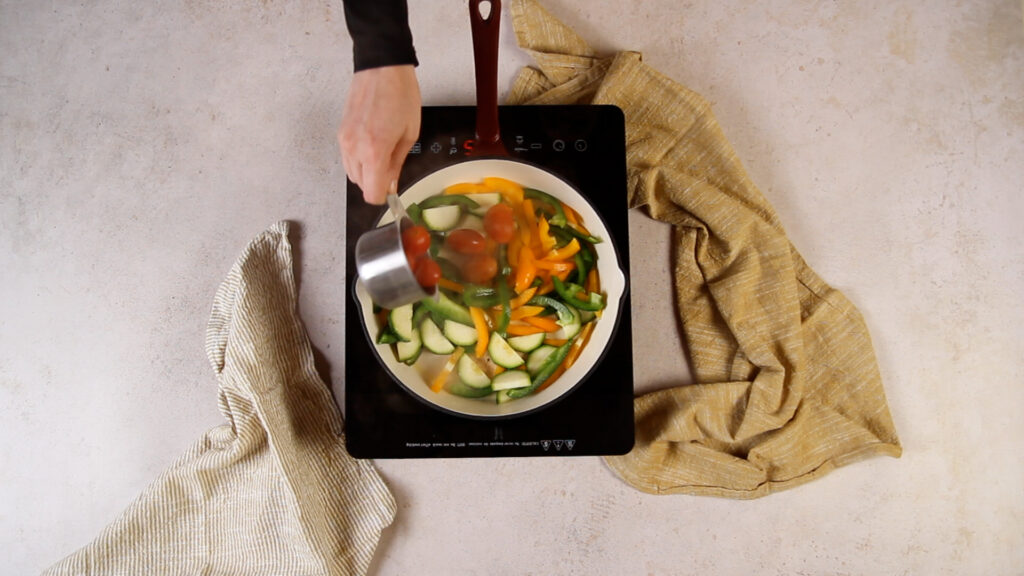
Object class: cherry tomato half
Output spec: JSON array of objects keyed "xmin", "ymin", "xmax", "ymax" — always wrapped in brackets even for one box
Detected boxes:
[
  {"xmin": 484, "ymin": 203, "xmax": 516, "ymax": 244},
  {"xmin": 461, "ymin": 254, "xmax": 498, "ymax": 284},
  {"xmin": 412, "ymin": 255, "xmax": 441, "ymax": 289},
  {"xmin": 446, "ymin": 229, "xmax": 487, "ymax": 254},
  {"xmin": 401, "ymin": 225, "xmax": 431, "ymax": 258}
]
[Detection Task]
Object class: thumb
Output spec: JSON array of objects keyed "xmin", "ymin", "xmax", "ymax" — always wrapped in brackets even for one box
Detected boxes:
[{"xmin": 360, "ymin": 154, "xmax": 392, "ymax": 205}]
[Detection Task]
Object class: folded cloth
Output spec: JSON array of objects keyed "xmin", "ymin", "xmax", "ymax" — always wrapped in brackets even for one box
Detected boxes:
[
  {"xmin": 508, "ymin": 0, "xmax": 901, "ymax": 497},
  {"xmin": 44, "ymin": 222, "xmax": 395, "ymax": 575}
]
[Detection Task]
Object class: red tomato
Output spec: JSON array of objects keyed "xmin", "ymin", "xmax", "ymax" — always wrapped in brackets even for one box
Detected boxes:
[
  {"xmin": 413, "ymin": 255, "xmax": 441, "ymax": 289},
  {"xmin": 484, "ymin": 203, "xmax": 516, "ymax": 243},
  {"xmin": 401, "ymin": 225, "xmax": 431, "ymax": 258},
  {"xmin": 461, "ymin": 254, "xmax": 498, "ymax": 283},
  {"xmin": 446, "ymin": 229, "xmax": 487, "ymax": 254}
]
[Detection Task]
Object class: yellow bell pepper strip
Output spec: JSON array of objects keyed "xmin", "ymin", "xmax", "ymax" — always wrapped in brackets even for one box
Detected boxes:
[
  {"xmin": 521, "ymin": 198, "xmax": 538, "ymax": 231},
  {"xmin": 505, "ymin": 323, "xmax": 547, "ymax": 336},
  {"xmin": 523, "ymin": 315, "xmax": 560, "ymax": 333},
  {"xmin": 514, "ymin": 247, "xmax": 538, "ymax": 294},
  {"xmin": 444, "ymin": 182, "xmax": 489, "ymax": 195},
  {"xmin": 510, "ymin": 305, "xmax": 546, "ymax": 321},
  {"xmin": 542, "ymin": 238, "xmax": 580, "ymax": 261},
  {"xmin": 537, "ymin": 216, "xmax": 558, "ymax": 252},
  {"xmin": 508, "ymin": 286, "xmax": 538, "ymax": 309},
  {"xmin": 431, "ymin": 348, "xmax": 465, "ymax": 393},
  {"xmin": 469, "ymin": 306, "xmax": 490, "ymax": 358},
  {"xmin": 483, "ymin": 177, "xmax": 524, "ymax": 204}
]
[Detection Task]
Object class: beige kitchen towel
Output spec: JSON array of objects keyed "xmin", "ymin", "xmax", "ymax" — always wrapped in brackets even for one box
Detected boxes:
[
  {"xmin": 508, "ymin": 0, "xmax": 901, "ymax": 498},
  {"xmin": 43, "ymin": 221, "xmax": 395, "ymax": 575}
]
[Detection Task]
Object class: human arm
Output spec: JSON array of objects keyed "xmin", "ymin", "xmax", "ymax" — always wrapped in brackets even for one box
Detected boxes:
[{"xmin": 339, "ymin": 0, "xmax": 421, "ymax": 205}]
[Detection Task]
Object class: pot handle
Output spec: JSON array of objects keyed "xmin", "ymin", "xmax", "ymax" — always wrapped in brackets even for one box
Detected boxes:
[{"xmin": 469, "ymin": 0, "xmax": 507, "ymax": 156}]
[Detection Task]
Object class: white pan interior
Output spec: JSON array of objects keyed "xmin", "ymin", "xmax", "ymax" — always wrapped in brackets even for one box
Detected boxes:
[{"xmin": 354, "ymin": 158, "xmax": 627, "ymax": 418}]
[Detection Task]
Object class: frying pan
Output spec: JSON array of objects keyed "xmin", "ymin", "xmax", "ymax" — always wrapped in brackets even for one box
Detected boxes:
[{"xmin": 354, "ymin": 0, "xmax": 628, "ymax": 418}]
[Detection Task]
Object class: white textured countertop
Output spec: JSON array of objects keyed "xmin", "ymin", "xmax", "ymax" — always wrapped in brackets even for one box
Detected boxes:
[{"xmin": 3, "ymin": 1, "xmax": 1022, "ymax": 574}]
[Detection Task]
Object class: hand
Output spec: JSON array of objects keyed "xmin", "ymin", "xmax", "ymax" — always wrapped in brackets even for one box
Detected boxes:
[{"xmin": 338, "ymin": 65, "xmax": 421, "ymax": 205}]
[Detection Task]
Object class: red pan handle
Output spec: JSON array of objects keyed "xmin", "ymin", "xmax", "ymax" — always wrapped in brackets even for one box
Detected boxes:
[{"xmin": 469, "ymin": 0, "xmax": 507, "ymax": 156}]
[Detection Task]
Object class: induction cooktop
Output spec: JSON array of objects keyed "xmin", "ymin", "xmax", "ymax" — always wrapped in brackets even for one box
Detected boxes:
[{"xmin": 344, "ymin": 105, "xmax": 633, "ymax": 458}]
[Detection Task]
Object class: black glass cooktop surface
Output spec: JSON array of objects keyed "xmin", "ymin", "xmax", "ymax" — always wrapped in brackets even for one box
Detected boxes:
[{"xmin": 344, "ymin": 105, "xmax": 633, "ymax": 458}]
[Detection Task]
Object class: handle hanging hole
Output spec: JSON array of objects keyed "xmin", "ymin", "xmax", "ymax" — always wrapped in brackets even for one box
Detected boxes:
[{"xmin": 476, "ymin": 0, "xmax": 492, "ymax": 21}]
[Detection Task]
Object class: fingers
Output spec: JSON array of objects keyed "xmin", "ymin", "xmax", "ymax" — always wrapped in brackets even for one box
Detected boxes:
[{"xmin": 338, "ymin": 65, "xmax": 421, "ymax": 205}]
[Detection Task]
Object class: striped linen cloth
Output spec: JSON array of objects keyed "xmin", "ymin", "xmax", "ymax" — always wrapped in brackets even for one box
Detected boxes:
[
  {"xmin": 44, "ymin": 222, "xmax": 395, "ymax": 575},
  {"xmin": 507, "ymin": 0, "xmax": 901, "ymax": 497}
]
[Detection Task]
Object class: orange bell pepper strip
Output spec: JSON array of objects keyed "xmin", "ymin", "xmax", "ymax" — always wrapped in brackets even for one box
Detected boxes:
[
  {"xmin": 510, "ymin": 305, "xmax": 546, "ymax": 321},
  {"xmin": 431, "ymin": 348, "xmax": 465, "ymax": 393},
  {"xmin": 483, "ymin": 177, "xmax": 524, "ymax": 204},
  {"xmin": 532, "ymin": 259, "xmax": 575, "ymax": 274},
  {"xmin": 514, "ymin": 247, "xmax": 537, "ymax": 294},
  {"xmin": 543, "ymin": 238, "xmax": 580, "ymax": 261},
  {"xmin": 505, "ymin": 323, "xmax": 547, "ymax": 336},
  {"xmin": 508, "ymin": 286, "xmax": 537, "ymax": 309},
  {"xmin": 469, "ymin": 307, "xmax": 490, "ymax": 358},
  {"xmin": 561, "ymin": 202, "xmax": 579, "ymax": 226},
  {"xmin": 586, "ymin": 268, "xmax": 600, "ymax": 293},
  {"xmin": 563, "ymin": 321, "xmax": 595, "ymax": 370},
  {"xmin": 523, "ymin": 315, "xmax": 560, "ymax": 332},
  {"xmin": 444, "ymin": 182, "xmax": 489, "ymax": 195},
  {"xmin": 437, "ymin": 278, "xmax": 464, "ymax": 293}
]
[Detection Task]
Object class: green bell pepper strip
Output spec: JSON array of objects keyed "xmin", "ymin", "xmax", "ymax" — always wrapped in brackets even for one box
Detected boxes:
[
  {"xmin": 507, "ymin": 340, "xmax": 573, "ymax": 399},
  {"xmin": 523, "ymin": 188, "xmax": 567, "ymax": 227},
  {"xmin": 376, "ymin": 324, "xmax": 400, "ymax": 345},
  {"xmin": 555, "ymin": 222, "xmax": 602, "ymax": 245},
  {"xmin": 435, "ymin": 256, "xmax": 462, "ymax": 283},
  {"xmin": 418, "ymin": 194, "xmax": 480, "ymax": 210},
  {"xmin": 495, "ymin": 279, "xmax": 511, "ymax": 336},
  {"xmin": 552, "ymin": 276, "xmax": 605, "ymax": 312},
  {"xmin": 462, "ymin": 285, "xmax": 499, "ymax": 308},
  {"xmin": 526, "ymin": 295, "xmax": 575, "ymax": 325},
  {"xmin": 405, "ymin": 203, "xmax": 425, "ymax": 227},
  {"xmin": 494, "ymin": 245, "xmax": 512, "ymax": 335}
]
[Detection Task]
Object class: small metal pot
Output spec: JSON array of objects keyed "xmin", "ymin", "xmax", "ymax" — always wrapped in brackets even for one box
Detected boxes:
[{"xmin": 354, "ymin": 195, "xmax": 433, "ymax": 310}]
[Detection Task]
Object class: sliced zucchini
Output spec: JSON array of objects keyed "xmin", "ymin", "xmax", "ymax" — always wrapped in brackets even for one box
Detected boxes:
[
  {"xmin": 508, "ymin": 332, "xmax": 546, "ymax": 353},
  {"xmin": 508, "ymin": 340, "xmax": 573, "ymax": 399},
  {"xmin": 388, "ymin": 303, "xmax": 415, "ymax": 342},
  {"xmin": 468, "ymin": 192, "xmax": 502, "ymax": 215},
  {"xmin": 443, "ymin": 319, "xmax": 478, "ymax": 347},
  {"xmin": 456, "ymin": 211, "xmax": 486, "ymax": 233},
  {"xmin": 422, "ymin": 205, "xmax": 462, "ymax": 231},
  {"xmin": 456, "ymin": 353, "xmax": 491, "ymax": 388},
  {"xmin": 491, "ymin": 370, "xmax": 531, "ymax": 391},
  {"xmin": 420, "ymin": 292, "xmax": 473, "ymax": 326},
  {"xmin": 447, "ymin": 380, "xmax": 493, "ymax": 398},
  {"xmin": 551, "ymin": 304, "xmax": 581, "ymax": 339},
  {"xmin": 525, "ymin": 345, "xmax": 557, "ymax": 375},
  {"xmin": 495, "ymin": 389, "xmax": 515, "ymax": 404},
  {"xmin": 487, "ymin": 332, "xmax": 525, "ymax": 369},
  {"xmin": 395, "ymin": 328, "xmax": 422, "ymax": 364},
  {"xmin": 420, "ymin": 317, "xmax": 455, "ymax": 355}
]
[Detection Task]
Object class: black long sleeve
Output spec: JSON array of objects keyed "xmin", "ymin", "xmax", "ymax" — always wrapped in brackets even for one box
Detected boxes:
[{"xmin": 343, "ymin": 0, "xmax": 418, "ymax": 71}]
